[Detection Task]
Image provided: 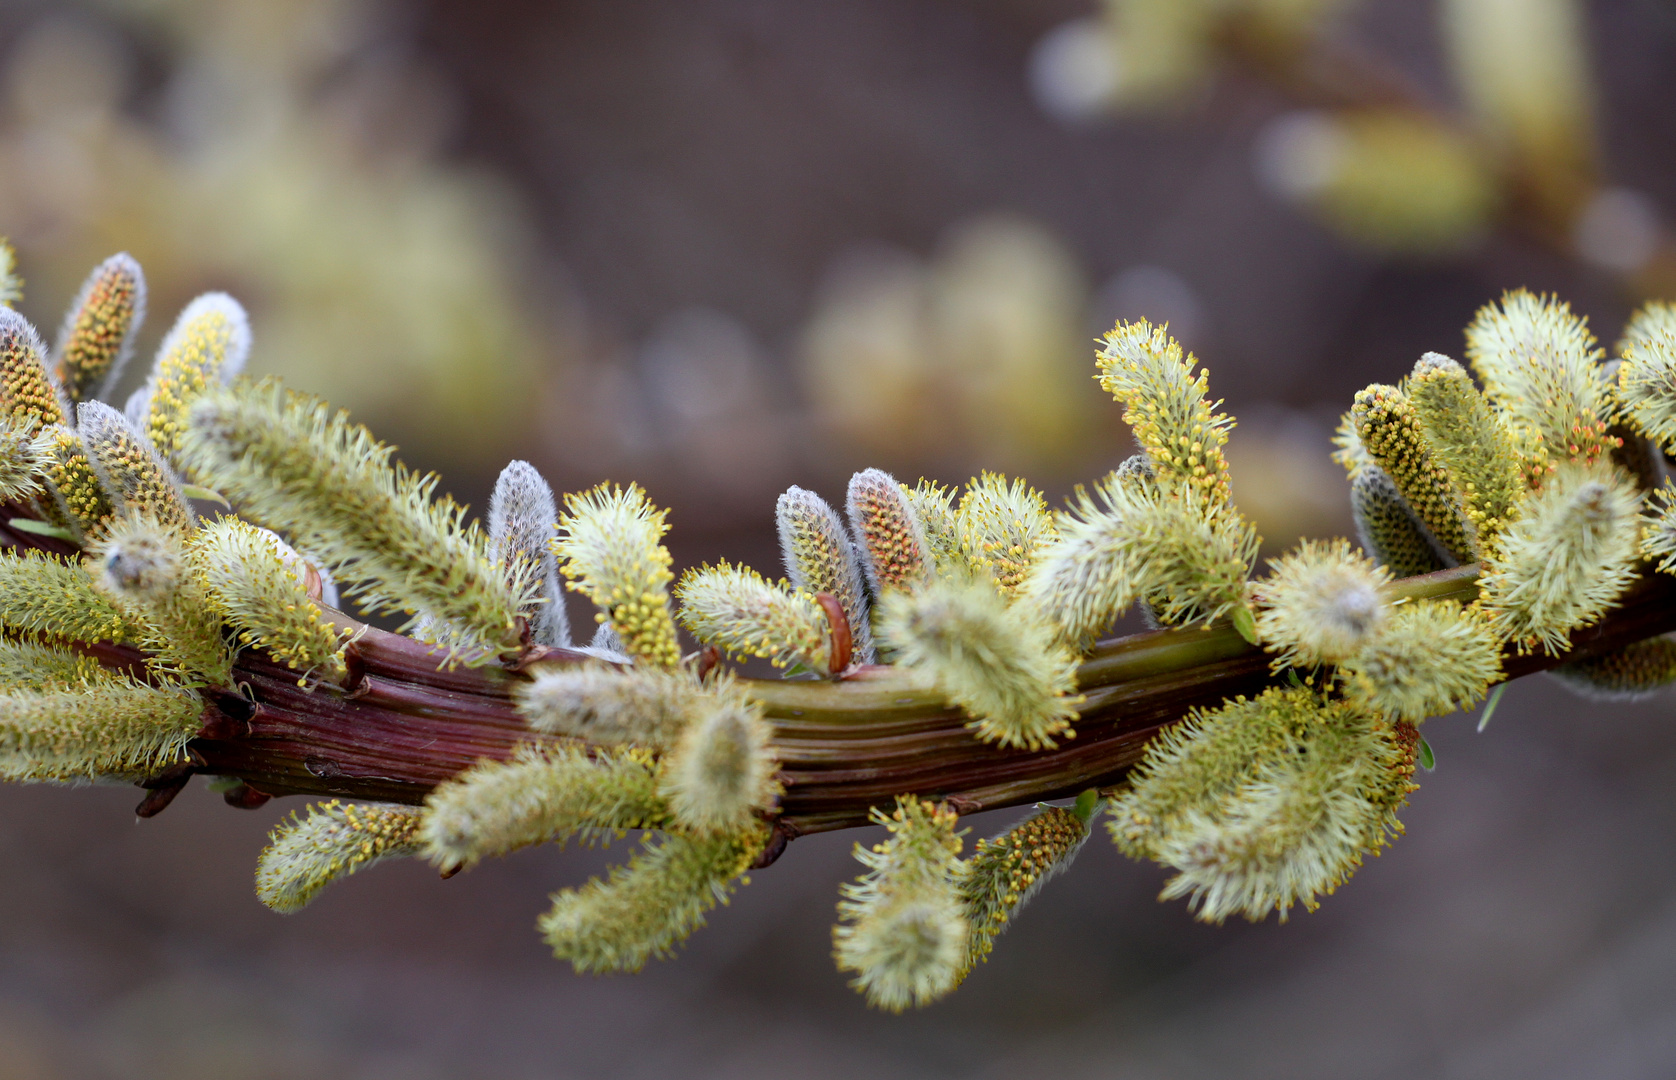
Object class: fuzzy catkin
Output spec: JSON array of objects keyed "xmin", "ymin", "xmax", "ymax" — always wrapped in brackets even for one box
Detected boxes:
[
  {"xmin": 960, "ymin": 804, "xmax": 1089, "ymax": 972},
  {"xmin": 1353, "ymin": 383, "xmax": 1476, "ymax": 561},
  {"xmin": 140, "ymin": 293, "xmax": 250, "ymax": 467},
  {"xmin": 516, "ymin": 664, "xmax": 696, "ymax": 750},
  {"xmin": 52, "ymin": 253, "xmax": 145, "ymax": 403},
  {"xmin": 0, "ymin": 308, "xmax": 66, "ymax": 431},
  {"xmin": 847, "ymin": 468, "xmax": 930, "ymax": 594},
  {"xmin": 541, "ymin": 825, "xmax": 764, "ymax": 974},
  {"xmin": 878, "ymin": 576, "xmax": 1079, "ymax": 750},
  {"xmin": 658, "ymin": 688, "xmax": 780, "ymax": 835},
  {"xmin": 1154, "ymin": 702, "xmax": 1413, "ymax": 923},
  {"xmin": 1407, "ymin": 352, "xmax": 1524, "ymax": 546},
  {"xmin": 1252, "ymin": 539, "xmax": 1389, "ymax": 667},
  {"xmin": 180, "ymin": 382, "xmax": 526, "ymax": 654},
  {"xmin": 955, "ymin": 472, "xmax": 1057, "ymax": 597},
  {"xmin": 1465, "ymin": 289, "xmax": 1613, "ymax": 470},
  {"xmin": 37, "ymin": 425, "xmax": 114, "ymax": 539},
  {"xmin": 88, "ymin": 514, "xmax": 233, "ymax": 684},
  {"xmin": 1479, "ymin": 462, "xmax": 1641, "ymax": 654},
  {"xmin": 1349, "ymin": 465, "xmax": 1450, "ymax": 578},
  {"xmin": 554, "ymin": 483, "xmax": 682, "ymax": 669},
  {"xmin": 776, "ymin": 485, "xmax": 874, "ymax": 663},
  {"xmin": 1338, "ymin": 600, "xmax": 1502, "ymax": 722},
  {"xmin": 833, "ymin": 798, "xmax": 967, "ymax": 1011},
  {"xmin": 1613, "ymin": 301, "xmax": 1676, "ymax": 455},
  {"xmin": 1549, "ymin": 636, "xmax": 1676, "ymax": 700},
  {"xmin": 420, "ymin": 744, "xmax": 668, "ymax": 870},
  {"xmin": 0, "ymin": 549, "xmax": 138, "ymax": 645},
  {"xmin": 676, "ymin": 562, "xmax": 831, "ymax": 675},
  {"xmin": 190, "ymin": 517, "xmax": 346, "ymax": 680},
  {"xmin": 256, "ymin": 801, "xmax": 424, "ymax": 913},
  {"xmin": 76, "ymin": 401, "xmax": 193, "ymax": 532},
  {"xmin": 1097, "ymin": 318, "xmax": 1232, "ymax": 503},
  {"xmin": 489, "ymin": 460, "xmax": 569, "ymax": 648},
  {"xmin": 0, "ymin": 681, "xmax": 203, "ymax": 781}
]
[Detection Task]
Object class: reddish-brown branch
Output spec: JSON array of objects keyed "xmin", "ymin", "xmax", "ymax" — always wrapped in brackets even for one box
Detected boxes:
[{"xmin": 6, "ymin": 511, "xmax": 1674, "ymax": 841}]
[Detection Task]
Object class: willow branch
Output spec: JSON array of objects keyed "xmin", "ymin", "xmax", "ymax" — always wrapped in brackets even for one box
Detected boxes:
[{"xmin": 80, "ymin": 534, "xmax": 1676, "ymax": 836}]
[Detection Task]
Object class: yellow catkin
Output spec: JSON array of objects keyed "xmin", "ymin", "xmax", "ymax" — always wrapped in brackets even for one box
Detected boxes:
[
  {"xmin": 847, "ymin": 468, "xmax": 930, "ymax": 593},
  {"xmin": 553, "ymin": 483, "xmax": 683, "ymax": 670},
  {"xmin": 955, "ymin": 472, "xmax": 1057, "ymax": 597},
  {"xmin": 1096, "ymin": 319, "xmax": 1233, "ymax": 504},
  {"xmin": 142, "ymin": 293, "xmax": 250, "ymax": 466},
  {"xmin": 1352, "ymin": 383, "xmax": 1475, "ymax": 561},
  {"xmin": 255, "ymin": 801, "xmax": 425, "ymax": 913},
  {"xmin": 77, "ymin": 402, "xmax": 192, "ymax": 532},
  {"xmin": 39, "ymin": 426, "xmax": 115, "ymax": 539},
  {"xmin": 53, "ymin": 253, "xmax": 145, "ymax": 402},
  {"xmin": 960, "ymin": 804, "xmax": 1089, "ymax": 973},
  {"xmin": 0, "ymin": 310, "xmax": 65, "ymax": 431}
]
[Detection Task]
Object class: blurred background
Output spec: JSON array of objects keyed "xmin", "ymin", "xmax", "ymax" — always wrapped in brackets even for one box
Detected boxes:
[{"xmin": 1, "ymin": 0, "xmax": 1675, "ymax": 1075}]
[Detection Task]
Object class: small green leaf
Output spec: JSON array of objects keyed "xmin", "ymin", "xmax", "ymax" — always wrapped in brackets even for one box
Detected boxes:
[
  {"xmin": 1231, "ymin": 605, "xmax": 1258, "ymax": 645},
  {"xmin": 1417, "ymin": 735, "xmax": 1435, "ymax": 772},
  {"xmin": 1071, "ymin": 788, "xmax": 1101, "ymax": 824},
  {"xmin": 1476, "ymin": 684, "xmax": 1505, "ymax": 733},
  {"xmin": 180, "ymin": 484, "xmax": 231, "ymax": 508},
  {"xmin": 8, "ymin": 517, "xmax": 77, "ymax": 542}
]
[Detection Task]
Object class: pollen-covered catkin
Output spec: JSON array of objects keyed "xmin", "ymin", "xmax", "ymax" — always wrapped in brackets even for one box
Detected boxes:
[
  {"xmin": 1108, "ymin": 686, "xmax": 1322, "ymax": 860},
  {"xmin": 0, "ymin": 638, "xmax": 108, "ymax": 690},
  {"xmin": 553, "ymin": 483, "xmax": 682, "ymax": 669},
  {"xmin": 1613, "ymin": 301, "xmax": 1676, "ymax": 455},
  {"xmin": 140, "ymin": 293, "xmax": 250, "ymax": 467},
  {"xmin": 1465, "ymin": 290, "xmax": 1613, "ymax": 470},
  {"xmin": 776, "ymin": 485, "xmax": 874, "ymax": 663},
  {"xmin": 178, "ymin": 383, "xmax": 526, "ymax": 653},
  {"xmin": 878, "ymin": 575, "xmax": 1079, "ymax": 750},
  {"xmin": 1549, "ymin": 636, "xmax": 1676, "ymax": 700},
  {"xmin": 516, "ymin": 664, "xmax": 696, "ymax": 750},
  {"xmin": 0, "ymin": 681, "xmax": 203, "ymax": 781},
  {"xmin": 1252, "ymin": 539, "xmax": 1389, "ymax": 667},
  {"xmin": 38, "ymin": 425, "xmax": 114, "ymax": 539},
  {"xmin": 903, "ymin": 479, "xmax": 963, "ymax": 576},
  {"xmin": 0, "ymin": 415, "xmax": 47, "ymax": 504},
  {"xmin": 1353, "ymin": 383, "xmax": 1476, "ymax": 561},
  {"xmin": 420, "ymin": 744, "xmax": 668, "ymax": 870},
  {"xmin": 1338, "ymin": 600, "xmax": 1502, "ymax": 721},
  {"xmin": 833, "ymin": 798, "xmax": 967, "ymax": 1012},
  {"xmin": 190, "ymin": 517, "xmax": 346, "ymax": 680},
  {"xmin": 1021, "ymin": 470, "xmax": 1257, "ymax": 649},
  {"xmin": 676, "ymin": 562, "xmax": 832, "ymax": 675},
  {"xmin": 0, "ymin": 308, "xmax": 66, "ymax": 431},
  {"xmin": 52, "ymin": 253, "xmax": 145, "ymax": 403},
  {"xmin": 89, "ymin": 514, "xmax": 233, "ymax": 684},
  {"xmin": 76, "ymin": 401, "xmax": 193, "ymax": 531},
  {"xmin": 0, "ymin": 549, "xmax": 138, "ymax": 644},
  {"xmin": 961, "ymin": 803, "xmax": 1089, "ymax": 973},
  {"xmin": 540, "ymin": 824, "xmax": 764, "ymax": 974},
  {"xmin": 1407, "ymin": 352, "xmax": 1524, "ymax": 545},
  {"xmin": 847, "ymin": 468, "xmax": 930, "ymax": 594},
  {"xmin": 1096, "ymin": 318, "xmax": 1232, "ymax": 503},
  {"xmin": 658, "ymin": 685, "xmax": 780, "ymax": 835},
  {"xmin": 255, "ymin": 801, "xmax": 424, "ymax": 913},
  {"xmin": 1349, "ymin": 464, "xmax": 1451, "ymax": 578},
  {"xmin": 955, "ymin": 472, "xmax": 1057, "ymax": 597},
  {"xmin": 1154, "ymin": 701, "xmax": 1413, "ymax": 923},
  {"xmin": 1479, "ymin": 462, "xmax": 1640, "ymax": 653},
  {"xmin": 489, "ymin": 460, "xmax": 569, "ymax": 648}
]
